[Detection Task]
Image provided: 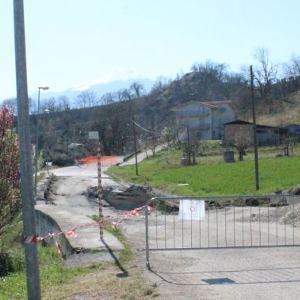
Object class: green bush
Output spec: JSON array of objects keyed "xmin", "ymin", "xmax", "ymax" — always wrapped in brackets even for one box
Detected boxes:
[
  {"xmin": 0, "ymin": 253, "xmax": 14, "ymax": 277},
  {"xmin": 0, "ymin": 251, "xmax": 25, "ymax": 277},
  {"xmin": 48, "ymin": 153, "xmax": 74, "ymax": 167}
]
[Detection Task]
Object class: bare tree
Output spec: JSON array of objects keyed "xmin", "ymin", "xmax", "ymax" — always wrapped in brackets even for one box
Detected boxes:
[
  {"xmin": 130, "ymin": 82, "xmax": 145, "ymax": 98},
  {"xmin": 101, "ymin": 92, "xmax": 115, "ymax": 105},
  {"xmin": 57, "ymin": 95, "xmax": 70, "ymax": 111},
  {"xmin": 191, "ymin": 60, "xmax": 227, "ymax": 81},
  {"xmin": 114, "ymin": 89, "xmax": 132, "ymax": 102},
  {"xmin": 233, "ymin": 133, "xmax": 252, "ymax": 161},
  {"xmin": 253, "ymin": 48, "xmax": 278, "ymax": 103},
  {"xmin": 75, "ymin": 91, "xmax": 98, "ymax": 108},
  {"xmin": 284, "ymin": 55, "xmax": 300, "ymax": 77},
  {"xmin": 150, "ymin": 77, "xmax": 170, "ymax": 95},
  {"xmin": 121, "ymin": 89, "xmax": 132, "ymax": 101},
  {"xmin": 42, "ymin": 97, "xmax": 56, "ymax": 113}
]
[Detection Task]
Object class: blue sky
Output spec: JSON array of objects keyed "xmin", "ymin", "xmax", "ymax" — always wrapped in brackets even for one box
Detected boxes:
[{"xmin": 1, "ymin": 0, "xmax": 299, "ymax": 101}]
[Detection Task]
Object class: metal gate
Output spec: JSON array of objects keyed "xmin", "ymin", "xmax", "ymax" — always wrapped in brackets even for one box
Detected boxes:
[{"xmin": 145, "ymin": 195, "xmax": 300, "ymax": 269}]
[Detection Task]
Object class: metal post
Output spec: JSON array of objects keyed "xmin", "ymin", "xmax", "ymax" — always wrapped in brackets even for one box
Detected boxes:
[
  {"xmin": 13, "ymin": 1, "xmax": 41, "ymax": 299},
  {"xmin": 34, "ymin": 86, "xmax": 48, "ymax": 199},
  {"xmin": 97, "ymin": 141, "xmax": 104, "ymax": 240},
  {"xmin": 145, "ymin": 204, "xmax": 150, "ymax": 270},
  {"xmin": 250, "ymin": 65, "xmax": 259, "ymax": 190},
  {"xmin": 132, "ymin": 116, "xmax": 139, "ymax": 176},
  {"xmin": 34, "ymin": 88, "xmax": 41, "ymax": 199}
]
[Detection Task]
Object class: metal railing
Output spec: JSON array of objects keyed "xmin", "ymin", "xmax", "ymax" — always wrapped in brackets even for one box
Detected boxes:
[{"xmin": 145, "ymin": 195, "xmax": 300, "ymax": 269}]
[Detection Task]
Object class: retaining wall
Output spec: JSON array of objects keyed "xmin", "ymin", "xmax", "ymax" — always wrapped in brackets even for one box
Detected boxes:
[{"xmin": 35, "ymin": 209, "xmax": 73, "ymax": 257}]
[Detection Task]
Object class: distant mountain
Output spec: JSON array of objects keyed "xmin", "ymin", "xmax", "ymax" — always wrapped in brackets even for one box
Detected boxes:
[{"xmin": 29, "ymin": 69, "xmax": 155, "ymax": 104}]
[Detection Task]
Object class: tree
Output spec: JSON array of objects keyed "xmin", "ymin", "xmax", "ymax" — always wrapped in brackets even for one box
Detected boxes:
[
  {"xmin": 284, "ymin": 54, "xmax": 300, "ymax": 77},
  {"xmin": 75, "ymin": 91, "xmax": 98, "ymax": 108},
  {"xmin": 0, "ymin": 104, "xmax": 20, "ymax": 231},
  {"xmin": 101, "ymin": 92, "xmax": 114, "ymax": 105},
  {"xmin": 91, "ymin": 101, "xmax": 132, "ymax": 155},
  {"xmin": 233, "ymin": 133, "xmax": 252, "ymax": 161},
  {"xmin": 42, "ymin": 97, "xmax": 56, "ymax": 113},
  {"xmin": 191, "ymin": 60, "xmax": 227, "ymax": 81},
  {"xmin": 57, "ymin": 95, "xmax": 70, "ymax": 111},
  {"xmin": 253, "ymin": 48, "xmax": 278, "ymax": 103},
  {"xmin": 150, "ymin": 77, "xmax": 170, "ymax": 96},
  {"xmin": 130, "ymin": 82, "xmax": 145, "ymax": 98},
  {"xmin": 181, "ymin": 141, "xmax": 199, "ymax": 165}
]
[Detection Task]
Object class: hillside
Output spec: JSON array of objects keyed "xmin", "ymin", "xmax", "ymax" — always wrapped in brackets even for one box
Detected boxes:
[
  {"xmin": 256, "ymin": 90, "xmax": 300, "ymax": 126},
  {"xmin": 27, "ymin": 65, "xmax": 300, "ymax": 165}
]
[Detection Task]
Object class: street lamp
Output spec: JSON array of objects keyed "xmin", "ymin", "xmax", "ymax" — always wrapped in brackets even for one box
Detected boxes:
[{"xmin": 34, "ymin": 86, "xmax": 49, "ymax": 200}]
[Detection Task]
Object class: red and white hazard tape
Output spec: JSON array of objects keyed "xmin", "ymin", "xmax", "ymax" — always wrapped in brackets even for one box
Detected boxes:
[{"xmin": 23, "ymin": 205, "xmax": 154, "ymax": 252}]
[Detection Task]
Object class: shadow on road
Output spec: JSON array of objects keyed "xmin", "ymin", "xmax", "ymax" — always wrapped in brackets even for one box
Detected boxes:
[
  {"xmin": 101, "ymin": 238, "xmax": 128, "ymax": 278},
  {"xmin": 149, "ymin": 266, "xmax": 300, "ymax": 286}
]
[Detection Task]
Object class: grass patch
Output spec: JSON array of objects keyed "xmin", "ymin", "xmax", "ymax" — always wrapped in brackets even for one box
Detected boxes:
[
  {"xmin": 0, "ymin": 221, "xmax": 157, "ymax": 300},
  {"xmin": 0, "ymin": 245, "xmax": 92, "ymax": 300},
  {"xmin": 39, "ymin": 221, "xmax": 158, "ymax": 299},
  {"xmin": 90, "ymin": 215, "xmax": 134, "ymax": 265},
  {"xmin": 108, "ymin": 149, "xmax": 300, "ymax": 196}
]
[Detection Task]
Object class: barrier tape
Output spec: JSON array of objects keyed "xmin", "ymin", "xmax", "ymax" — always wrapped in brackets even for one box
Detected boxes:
[{"xmin": 23, "ymin": 205, "xmax": 154, "ymax": 249}]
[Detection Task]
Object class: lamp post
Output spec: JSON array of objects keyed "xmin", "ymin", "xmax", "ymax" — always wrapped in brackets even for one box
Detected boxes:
[{"xmin": 34, "ymin": 86, "xmax": 49, "ymax": 200}]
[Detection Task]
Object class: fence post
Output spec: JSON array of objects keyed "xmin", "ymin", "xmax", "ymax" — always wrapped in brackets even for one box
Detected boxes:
[{"xmin": 145, "ymin": 204, "xmax": 150, "ymax": 270}]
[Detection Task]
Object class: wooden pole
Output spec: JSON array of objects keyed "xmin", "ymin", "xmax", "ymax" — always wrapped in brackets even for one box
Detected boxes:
[
  {"xmin": 97, "ymin": 141, "xmax": 104, "ymax": 239},
  {"xmin": 250, "ymin": 65, "xmax": 260, "ymax": 190},
  {"xmin": 132, "ymin": 116, "xmax": 139, "ymax": 176}
]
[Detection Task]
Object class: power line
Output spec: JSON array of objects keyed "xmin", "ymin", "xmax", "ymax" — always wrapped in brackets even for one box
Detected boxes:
[{"xmin": 133, "ymin": 120, "xmax": 161, "ymax": 135}]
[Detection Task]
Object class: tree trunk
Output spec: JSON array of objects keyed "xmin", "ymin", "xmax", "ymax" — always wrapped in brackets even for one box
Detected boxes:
[{"xmin": 239, "ymin": 150, "xmax": 244, "ymax": 161}]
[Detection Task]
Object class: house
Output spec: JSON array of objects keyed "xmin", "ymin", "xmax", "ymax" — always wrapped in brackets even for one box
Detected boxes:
[
  {"xmin": 224, "ymin": 120, "xmax": 285, "ymax": 147},
  {"xmin": 171, "ymin": 100, "xmax": 236, "ymax": 141}
]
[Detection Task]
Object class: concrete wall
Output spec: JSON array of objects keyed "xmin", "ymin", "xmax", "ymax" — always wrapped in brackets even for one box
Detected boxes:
[{"xmin": 35, "ymin": 209, "xmax": 73, "ymax": 257}]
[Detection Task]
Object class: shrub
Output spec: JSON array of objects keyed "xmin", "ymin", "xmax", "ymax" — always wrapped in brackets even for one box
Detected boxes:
[
  {"xmin": 0, "ymin": 104, "xmax": 21, "ymax": 231},
  {"xmin": 49, "ymin": 153, "xmax": 74, "ymax": 167},
  {"xmin": 0, "ymin": 253, "xmax": 14, "ymax": 277}
]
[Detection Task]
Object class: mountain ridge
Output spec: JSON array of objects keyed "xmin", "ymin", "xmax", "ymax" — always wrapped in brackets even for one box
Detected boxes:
[{"xmin": 29, "ymin": 71, "xmax": 155, "ymax": 104}]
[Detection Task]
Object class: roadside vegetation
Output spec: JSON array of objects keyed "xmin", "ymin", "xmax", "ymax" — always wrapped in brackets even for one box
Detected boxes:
[
  {"xmin": 0, "ymin": 218, "xmax": 158, "ymax": 300},
  {"xmin": 108, "ymin": 146, "xmax": 300, "ymax": 196}
]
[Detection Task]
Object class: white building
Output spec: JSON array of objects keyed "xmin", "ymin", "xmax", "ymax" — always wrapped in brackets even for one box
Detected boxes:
[{"xmin": 171, "ymin": 100, "xmax": 236, "ymax": 141}]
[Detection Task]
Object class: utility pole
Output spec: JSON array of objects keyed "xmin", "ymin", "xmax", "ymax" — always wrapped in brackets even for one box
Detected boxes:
[
  {"xmin": 187, "ymin": 125, "xmax": 191, "ymax": 165},
  {"xmin": 250, "ymin": 65, "xmax": 260, "ymax": 190},
  {"xmin": 132, "ymin": 116, "xmax": 139, "ymax": 176},
  {"xmin": 13, "ymin": 0, "xmax": 41, "ymax": 299},
  {"xmin": 97, "ymin": 140, "xmax": 104, "ymax": 240}
]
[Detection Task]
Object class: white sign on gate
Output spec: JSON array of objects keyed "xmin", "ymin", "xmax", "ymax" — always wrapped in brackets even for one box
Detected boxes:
[
  {"xmin": 88, "ymin": 131, "xmax": 99, "ymax": 140},
  {"xmin": 179, "ymin": 199, "xmax": 205, "ymax": 220}
]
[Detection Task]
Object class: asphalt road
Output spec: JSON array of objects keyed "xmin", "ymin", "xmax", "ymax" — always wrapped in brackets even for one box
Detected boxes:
[
  {"xmin": 36, "ymin": 164, "xmax": 125, "ymax": 252},
  {"xmin": 120, "ymin": 203, "xmax": 300, "ymax": 300}
]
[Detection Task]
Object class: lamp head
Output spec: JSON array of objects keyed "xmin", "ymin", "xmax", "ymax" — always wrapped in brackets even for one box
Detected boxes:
[{"xmin": 38, "ymin": 86, "xmax": 49, "ymax": 91}]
